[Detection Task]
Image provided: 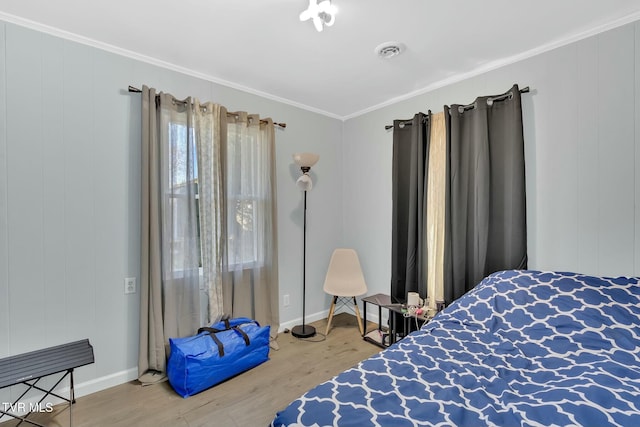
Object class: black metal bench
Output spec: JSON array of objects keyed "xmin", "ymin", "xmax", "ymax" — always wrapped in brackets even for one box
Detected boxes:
[{"xmin": 0, "ymin": 339, "xmax": 94, "ymax": 427}]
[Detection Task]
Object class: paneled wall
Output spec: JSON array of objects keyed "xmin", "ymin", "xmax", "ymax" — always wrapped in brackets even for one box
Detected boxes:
[
  {"xmin": 0, "ymin": 21, "xmax": 343, "ymax": 400},
  {"xmin": 343, "ymin": 21, "xmax": 640, "ymax": 302}
]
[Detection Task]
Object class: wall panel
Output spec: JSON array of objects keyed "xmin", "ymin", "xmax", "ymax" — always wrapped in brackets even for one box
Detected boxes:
[
  {"xmin": 575, "ymin": 37, "xmax": 600, "ymax": 275},
  {"xmin": 61, "ymin": 41, "xmax": 97, "ymax": 383},
  {"xmin": 41, "ymin": 34, "xmax": 67, "ymax": 349},
  {"xmin": 5, "ymin": 25, "xmax": 46, "ymax": 354},
  {"xmin": 596, "ymin": 25, "xmax": 636, "ymax": 275},
  {"xmin": 92, "ymin": 49, "xmax": 136, "ymax": 376},
  {"xmin": 0, "ymin": 22, "xmax": 8, "ymax": 360},
  {"xmin": 635, "ymin": 22, "xmax": 640, "ymax": 276},
  {"xmin": 528, "ymin": 45, "xmax": 580, "ymax": 272}
]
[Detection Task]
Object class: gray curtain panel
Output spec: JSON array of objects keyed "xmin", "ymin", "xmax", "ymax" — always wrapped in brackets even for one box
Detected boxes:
[
  {"xmin": 391, "ymin": 112, "xmax": 431, "ymax": 309},
  {"xmin": 139, "ymin": 85, "xmax": 165, "ymax": 380},
  {"xmin": 139, "ymin": 86, "xmax": 202, "ymax": 381},
  {"xmin": 443, "ymin": 84, "xmax": 527, "ymax": 304}
]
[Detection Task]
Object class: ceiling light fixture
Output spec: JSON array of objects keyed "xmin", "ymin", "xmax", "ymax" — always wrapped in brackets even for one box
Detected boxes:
[{"xmin": 300, "ymin": 0, "xmax": 336, "ymax": 32}]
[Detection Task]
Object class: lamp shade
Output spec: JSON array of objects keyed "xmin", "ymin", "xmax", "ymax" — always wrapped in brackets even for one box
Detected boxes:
[
  {"xmin": 296, "ymin": 174, "xmax": 313, "ymax": 191},
  {"xmin": 293, "ymin": 152, "xmax": 319, "ymax": 168}
]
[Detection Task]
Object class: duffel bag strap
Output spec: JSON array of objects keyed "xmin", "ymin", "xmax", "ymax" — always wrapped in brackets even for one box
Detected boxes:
[
  {"xmin": 197, "ymin": 327, "xmax": 226, "ymax": 357},
  {"xmin": 232, "ymin": 326, "xmax": 251, "ymax": 347},
  {"xmin": 221, "ymin": 314, "xmax": 231, "ymax": 330}
]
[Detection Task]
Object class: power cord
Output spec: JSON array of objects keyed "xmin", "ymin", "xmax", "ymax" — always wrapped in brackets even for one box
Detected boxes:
[
  {"xmin": 296, "ymin": 332, "xmax": 327, "ymax": 343},
  {"xmin": 403, "ymin": 305, "xmax": 434, "ymax": 331},
  {"xmin": 282, "ymin": 328, "xmax": 327, "ymax": 342}
]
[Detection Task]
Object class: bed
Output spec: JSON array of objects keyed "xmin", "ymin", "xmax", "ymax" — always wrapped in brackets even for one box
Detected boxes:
[{"xmin": 270, "ymin": 270, "xmax": 640, "ymax": 426}]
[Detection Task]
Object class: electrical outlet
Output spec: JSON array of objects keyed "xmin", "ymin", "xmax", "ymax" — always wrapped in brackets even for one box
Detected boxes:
[
  {"xmin": 124, "ymin": 277, "xmax": 137, "ymax": 294},
  {"xmin": 283, "ymin": 294, "xmax": 290, "ymax": 307}
]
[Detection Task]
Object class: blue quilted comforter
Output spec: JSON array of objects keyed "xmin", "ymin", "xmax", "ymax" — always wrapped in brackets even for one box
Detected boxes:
[{"xmin": 271, "ymin": 270, "xmax": 640, "ymax": 426}]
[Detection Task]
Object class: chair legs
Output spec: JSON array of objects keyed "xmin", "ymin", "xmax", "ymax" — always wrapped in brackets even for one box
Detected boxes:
[
  {"xmin": 325, "ymin": 296, "xmax": 364, "ymax": 336},
  {"xmin": 325, "ymin": 296, "xmax": 338, "ymax": 335}
]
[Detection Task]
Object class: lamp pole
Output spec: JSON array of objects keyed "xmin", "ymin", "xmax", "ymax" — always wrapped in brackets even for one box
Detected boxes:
[{"xmin": 292, "ymin": 182, "xmax": 316, "ymax": 338}]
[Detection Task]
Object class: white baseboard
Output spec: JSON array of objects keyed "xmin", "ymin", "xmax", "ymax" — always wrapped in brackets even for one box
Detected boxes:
[
  {"xmin": 278, "ymin": 308, "xmax": 330, "ymax": 333},
  {"xmin": 74, "ymin": 367, "xmax": 139, "ymax": 397},
  {"xmin": 278, "ymin": 306, "xmax": 387, "ymax": 333}
]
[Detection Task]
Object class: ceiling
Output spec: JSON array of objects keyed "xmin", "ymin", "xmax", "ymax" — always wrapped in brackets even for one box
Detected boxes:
[{"xmin": 2, "ymin": 1, "xmax": 640, "ymax": 120}]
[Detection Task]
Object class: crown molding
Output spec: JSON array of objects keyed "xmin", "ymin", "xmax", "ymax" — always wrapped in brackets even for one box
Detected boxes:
[
  {"xmin": 0, "ymin": 12, "xmax": 343, "ymax": 121},
  {"xmin": 343, "ymin": 10, "xmax": 640, "ymax": 121},
  {"xmin": 2, "ymin": 10, "xmax": 640, "ymax": 122}
]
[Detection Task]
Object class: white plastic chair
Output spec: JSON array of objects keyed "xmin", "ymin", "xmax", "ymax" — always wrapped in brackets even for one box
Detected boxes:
[{"xmin": 323, "ymin": 248, "xmax": 368, "ymax": 335}]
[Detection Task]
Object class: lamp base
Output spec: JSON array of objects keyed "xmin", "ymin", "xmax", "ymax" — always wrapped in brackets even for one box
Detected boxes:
[{"xmin": 291, "ymin": 324, "xmax": 316, "ymax": 339}]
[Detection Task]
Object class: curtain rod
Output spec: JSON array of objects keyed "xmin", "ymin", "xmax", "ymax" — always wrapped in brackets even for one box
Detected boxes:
[
  {"xmin": 384, "ymin": 111, "xmax": 431, "ymax": 131},
  {"xmin": 384, "ymin": 86, "xmax": 530, "ymax": 130},
  {"xmin": 128, "ymin": 86, "xmax": 286, "ymax": 129}
]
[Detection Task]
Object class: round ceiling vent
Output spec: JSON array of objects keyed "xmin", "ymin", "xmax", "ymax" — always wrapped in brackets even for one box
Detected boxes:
[{"xmin": 375, "ymin": 42, "xmax": 405, "ymax": 59}]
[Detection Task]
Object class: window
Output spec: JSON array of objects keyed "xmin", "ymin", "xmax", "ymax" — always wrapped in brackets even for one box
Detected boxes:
[
  {"xmin": 166, "ymin": 120, "xmax": 265, "ymax": 272},
  {"xmin": 226, "ymin": 124, "xmax": 264, "ymax": 269},
  {"xmin": 166, "ymin": 123, "xmax": 201, "ymax": 272}
]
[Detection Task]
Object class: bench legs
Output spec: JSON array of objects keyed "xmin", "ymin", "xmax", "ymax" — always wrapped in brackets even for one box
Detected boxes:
[{"xmin": 0, "ymin": 369, "xmax": 75, "ymax": 427}]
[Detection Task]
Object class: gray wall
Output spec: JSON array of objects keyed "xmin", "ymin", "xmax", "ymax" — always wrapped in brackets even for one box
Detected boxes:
[
  {"xmin": 343, "ymin": 21, "xmax": 640, "ymax": 303},
  {"xmin": 0, "ymin": 21, "xmax": 342, "ymax": 399}
]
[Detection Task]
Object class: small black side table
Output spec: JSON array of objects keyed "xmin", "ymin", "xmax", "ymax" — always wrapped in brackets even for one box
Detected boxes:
[
  {"xmin": 362, "ymin": 293, "xmax": 433, "ymax": 348},
  {"xmin": 361, "ymin": 294, "xmax": 401, "ymax": 348}
]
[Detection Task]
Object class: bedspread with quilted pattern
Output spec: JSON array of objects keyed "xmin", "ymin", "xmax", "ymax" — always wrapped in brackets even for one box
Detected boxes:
[{"xmin": 271, "ymin": 270, "xmax": 640, "ymax": 427}]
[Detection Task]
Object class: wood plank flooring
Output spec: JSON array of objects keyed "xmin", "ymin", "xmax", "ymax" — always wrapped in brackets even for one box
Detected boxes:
[{"xmin": 1, "ymin": 314, "xmax": 381, "ymax": 427}]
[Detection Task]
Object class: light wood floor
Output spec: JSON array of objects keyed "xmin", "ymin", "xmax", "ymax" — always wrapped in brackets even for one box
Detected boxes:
[{"xmin": 1, "ymin": 314, "xmax": 380, "ymax": 427}]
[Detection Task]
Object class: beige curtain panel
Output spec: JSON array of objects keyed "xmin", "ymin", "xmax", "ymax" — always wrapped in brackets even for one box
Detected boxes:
[{"xmin": 426, "ymin": 112, "xmax": 446, "ymax": 311}]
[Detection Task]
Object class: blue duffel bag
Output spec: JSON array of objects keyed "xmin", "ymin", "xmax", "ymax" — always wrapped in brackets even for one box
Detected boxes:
[{"xmin": 167, "ymin": 317, "xmax": 270, "ymax": 398}]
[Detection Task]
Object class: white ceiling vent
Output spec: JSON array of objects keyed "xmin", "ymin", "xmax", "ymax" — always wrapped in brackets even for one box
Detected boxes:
[{"xmin": 375, "ymin": 42, "xmax": 405, "ymax": 59}]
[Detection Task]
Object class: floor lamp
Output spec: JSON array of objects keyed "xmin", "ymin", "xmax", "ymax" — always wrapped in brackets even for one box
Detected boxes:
[{"xmin": 291, "ymin": 152, "xmax": 319, "ymax": 339}]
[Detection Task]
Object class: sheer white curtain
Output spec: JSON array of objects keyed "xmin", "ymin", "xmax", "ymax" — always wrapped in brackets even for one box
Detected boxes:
[
  {"xmin": 223, "ymin": 113, "xmax": 279, "ymax": 343},
  {"xmin": 139, "ymin": 87, "xmax": 202, "ymax": 381},
  {"xmin": 195, "ymin": 101, "xmax": 226, "ymax": 323}
]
